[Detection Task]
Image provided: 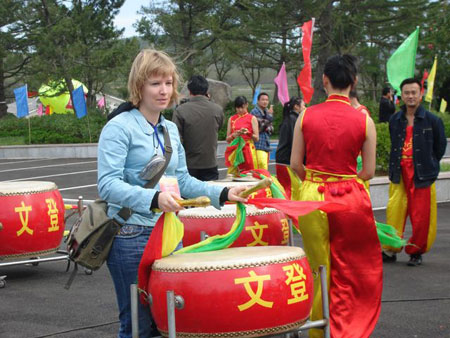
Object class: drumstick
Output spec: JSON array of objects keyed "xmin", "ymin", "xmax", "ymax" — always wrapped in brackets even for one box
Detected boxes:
[
  {"xmin": 239, "ymin": 177, "xmax": 272, "ymax": 198},
  {"xmin": 176, "ymin": 196, "xmax": 211, "ymax": 208}
]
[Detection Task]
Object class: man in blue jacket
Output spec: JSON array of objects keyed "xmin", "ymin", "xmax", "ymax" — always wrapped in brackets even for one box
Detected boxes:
[{"xmin": 383, "ymin": 78, "xmax": 447, "ymax": 266}]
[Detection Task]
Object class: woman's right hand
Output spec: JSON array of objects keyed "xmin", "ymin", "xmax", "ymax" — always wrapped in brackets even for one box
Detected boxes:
[{"xmin": 158, "ymin": 191, "xmax": 184, "ymax": 212}]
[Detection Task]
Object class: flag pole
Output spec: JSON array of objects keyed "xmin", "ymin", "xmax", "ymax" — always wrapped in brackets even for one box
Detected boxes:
[
  {"xmin": 86, "ymin": 110, "xmax": 92, "ymax": 143},
  {"xmin": 27, "ymin": 117, "xmax": 31, "ymax": 144}
]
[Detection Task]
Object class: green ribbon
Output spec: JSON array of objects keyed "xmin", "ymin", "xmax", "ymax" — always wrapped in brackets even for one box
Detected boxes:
[
  {"xmin": 375, "ymin": 221, "xmax": 407, "ymax": 248},
  {"xmin": 175, "ymin": 203, "xmax": 247, "ymax": 254},
  {"xmin": 230, "ymin": 136, "xmax": 245, "ymax": 167}
]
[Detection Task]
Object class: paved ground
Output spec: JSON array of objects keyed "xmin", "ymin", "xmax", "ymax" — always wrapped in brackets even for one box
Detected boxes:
[{"xmin": 0, "ymin": 158, "xmax": 449, "ymax": 338}]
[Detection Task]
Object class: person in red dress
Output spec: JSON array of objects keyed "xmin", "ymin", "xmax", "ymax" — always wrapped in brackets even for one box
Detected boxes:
[
  {"xmin": 291, "ymin": 54, "xmax": 382, "ymax": 338},
  {"xmin": 225, "ymin": 96, "xmax": 259, "ymax": 175},
  {"xmin": 349, "ymin": 90, "xmax": 371, "ymax": 116}
]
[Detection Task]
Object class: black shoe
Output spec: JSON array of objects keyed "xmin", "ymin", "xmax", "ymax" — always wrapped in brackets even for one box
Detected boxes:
[
  {"xmin": 407, "ymin": 254, "xmax": 422, "ymax": 266},
  {"xmin": 382, "ymin": 252, "xmax": 397, "ymax": 263}
]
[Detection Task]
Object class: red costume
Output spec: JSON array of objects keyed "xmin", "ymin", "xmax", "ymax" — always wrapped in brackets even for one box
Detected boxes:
[
  {"xmin": 225, "ymin": 113, "xmax": 257, "ymax": 173},
  {"xmin": 298, "ymin": 95, "xmax": 382, "ymax": 338}
]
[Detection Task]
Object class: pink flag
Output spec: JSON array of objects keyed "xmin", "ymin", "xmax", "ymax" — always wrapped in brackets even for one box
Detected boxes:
[
  {"xmin": 37, "ymin": 103, "xmax": 43, "ymax": 116},
  {"xmin": 97, "ymin": 96, "xmax": 105, "ymax": 109},
  {"xmin": 297, "ymin": 19, "xmax": 315, "ymax": 104},
  {"xmin": 274, "ymin": 62, "xmax": 290, "ymax": 105}
]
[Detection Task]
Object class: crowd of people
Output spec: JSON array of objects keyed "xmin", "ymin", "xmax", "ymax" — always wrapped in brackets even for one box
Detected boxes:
[{"xmin": 98, "ymin": 48, "xmax": 447, "ymax": 338}]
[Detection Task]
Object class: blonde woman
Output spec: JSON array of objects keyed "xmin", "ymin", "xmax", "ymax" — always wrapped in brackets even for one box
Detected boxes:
[{"xmin": 98, "ymin": 49, "xmax": 246, "ymax": 337}]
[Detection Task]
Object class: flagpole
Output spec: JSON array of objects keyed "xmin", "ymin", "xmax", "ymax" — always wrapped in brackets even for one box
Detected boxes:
[
  {"xmin": 27, "ymin": 117, "xmax": 31, "ymax": 144},
  {"xmin": 86, "ymin": 110, "xmax": 92, "ymax": 143}
]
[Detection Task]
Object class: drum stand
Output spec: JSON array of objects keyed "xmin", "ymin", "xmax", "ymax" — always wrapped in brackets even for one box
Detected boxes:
[
  {"xmin": 130, "ymin": 220, "xmax": 330, "ymax": 338},
  {"xmin": 0, "ymin": 196, "xmax": 88, "ymax": 288}
]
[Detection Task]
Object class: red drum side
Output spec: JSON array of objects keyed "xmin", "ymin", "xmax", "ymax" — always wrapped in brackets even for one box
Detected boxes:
[
  {"xmin": 0, "ymin": 182, "xmax": 65, "ymax": 259},
  {"xmin": 179, "ymin": 205, "xmax": 289, "ymax": 247},
  {"xmin": 149, "ymin": 246, "xmax": 313, "ymax": 337}
]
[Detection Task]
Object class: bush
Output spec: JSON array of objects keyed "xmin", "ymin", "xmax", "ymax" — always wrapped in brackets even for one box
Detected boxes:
[
  {"xmin": 436, "ymin": 112, "xmax": 450, "ymax": 138},
  {"xmin": 376, "ymin": 122, "xmax": 390, "ymax": 174},
  {"xmin": 0, "ymin": 109, "xmax": 107, "ymax": 144}
]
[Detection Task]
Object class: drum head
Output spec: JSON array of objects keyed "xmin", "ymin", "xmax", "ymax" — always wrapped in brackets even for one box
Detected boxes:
[
  {"xmin": 0, "ymin": 181, "xmax": 58, "ymax": 196},
  {"xmin": 178, "ymin": 203, "xmax": 279, "ymax": 218},
  {"xmin": 153, "ymin": 246, "xmax": 305, "ymax": 272}
]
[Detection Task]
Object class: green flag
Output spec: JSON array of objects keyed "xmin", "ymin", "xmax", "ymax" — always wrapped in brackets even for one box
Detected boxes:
[{"xmin": 387, "ymin": 27, "xmax": 419, "ymax": 93}]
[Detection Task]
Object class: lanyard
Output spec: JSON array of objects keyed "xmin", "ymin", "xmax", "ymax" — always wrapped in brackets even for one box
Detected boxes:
[{"xmin": 149, "ymin": 122, "xmax": 165, "ymax": 154}]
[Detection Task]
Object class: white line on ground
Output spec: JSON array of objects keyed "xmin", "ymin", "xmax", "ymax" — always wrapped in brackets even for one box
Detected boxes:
[
  {"xmin": 0, "ymin": 158, "xmax": 52, "ymax": 166},
  {"xmin": 60, "ymin": 184, "xmax": 97, "ymax": 191},
  {"xmin": 0, "ymin": 160, "xmax": 97, "ymax": 173},
  {"xmin": 3, "ymin": 169, "xmax": 97, "ymax": 182}
]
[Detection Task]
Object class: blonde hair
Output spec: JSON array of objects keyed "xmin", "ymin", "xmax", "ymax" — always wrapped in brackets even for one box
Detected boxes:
[{"xmin": 128, "ymin": 49, "xmax": 180, "ymax": 107}]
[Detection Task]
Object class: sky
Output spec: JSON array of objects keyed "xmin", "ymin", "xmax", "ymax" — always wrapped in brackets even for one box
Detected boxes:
[{"xmin": 114, "ymin": 0, "xmax": 149, "ymax": 38}]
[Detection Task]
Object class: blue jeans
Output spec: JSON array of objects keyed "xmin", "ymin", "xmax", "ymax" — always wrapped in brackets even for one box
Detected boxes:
[{"xmin": 107, "ymin": 225, "xmax": 157, "ymax": 338}]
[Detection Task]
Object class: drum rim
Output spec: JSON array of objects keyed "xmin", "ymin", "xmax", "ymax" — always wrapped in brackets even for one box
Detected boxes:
[
  {"xmin": 0, "ymin": 247, "xmax": 59, "ymax": 260},
  {"xmin": 179, "ymin": 207, "xmax": 281, "ymax": 218},
  {"xmin": 152, "ymin": 248, "xmax": 305, "ymax": 273},
  {"xmin": 0, "ymin": 181, "xmax": 58, "ymax": 196},
  {"xmin": 157, "ymin": 318, "xmax": 308, "ymax": 337}
]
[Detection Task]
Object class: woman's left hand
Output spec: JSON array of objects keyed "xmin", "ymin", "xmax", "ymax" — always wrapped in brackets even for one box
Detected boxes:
[{"xmin": 227, "ymin": 186, "xmax": 248, "ymax": 203}]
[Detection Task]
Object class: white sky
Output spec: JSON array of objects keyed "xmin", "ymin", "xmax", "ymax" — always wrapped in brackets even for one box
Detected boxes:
[{"xmin": 114, "ymin": 0, "xmax": 150, "ymax": 38}]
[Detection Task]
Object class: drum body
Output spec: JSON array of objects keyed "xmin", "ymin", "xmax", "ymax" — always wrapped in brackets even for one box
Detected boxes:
[
  {"xmin": 0, "ymin": 181, "xmax": 65, "ymax": 260},
  {"xmin": 149, "ymin": 246, "xmax": 313, "ymax": 337},
  {"xmin": 179, "ymin": 204, "xmax": 289, "ymax": 247}
]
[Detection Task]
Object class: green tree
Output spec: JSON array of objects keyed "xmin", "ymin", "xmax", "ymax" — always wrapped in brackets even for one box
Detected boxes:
[
  {"xmin": 0, "ymin": 0, "xmax": 32, "ymax": 118},
  {"xmin": 137, "ymin": 0, "xmax": 236, "ymax": 78},
  {"xmin": 20, "ymin": 0, "xmax": 132, "ymax": 114}
]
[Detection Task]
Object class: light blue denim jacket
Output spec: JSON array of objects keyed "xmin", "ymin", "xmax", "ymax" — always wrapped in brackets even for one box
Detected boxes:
[{"xmin": 97, "ymin": 108, "xmax": 224, "ymax": 226}]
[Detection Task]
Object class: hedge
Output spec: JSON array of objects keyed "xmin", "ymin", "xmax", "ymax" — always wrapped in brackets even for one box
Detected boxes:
[{"xmin": 0, "ymin": 110, "xmax": 107, "ymax": 144}]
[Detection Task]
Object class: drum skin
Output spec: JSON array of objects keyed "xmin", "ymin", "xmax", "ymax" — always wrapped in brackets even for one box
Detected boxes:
[
  {"xmin": 149, "ymin": 246, "xmax": 313, "ymax": 337},
  {"xmin": 179, "ymin": 204, "xmax": 289, "ymax": 247},
  {"xmin": 0, "ymin": 181, "xmax": 65, "ymax": 260}
]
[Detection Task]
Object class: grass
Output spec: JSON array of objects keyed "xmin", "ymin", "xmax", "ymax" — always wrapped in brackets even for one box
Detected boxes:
[{"xmin": 0, "ymin": 136, "xmax": 26, "ymax": 145}]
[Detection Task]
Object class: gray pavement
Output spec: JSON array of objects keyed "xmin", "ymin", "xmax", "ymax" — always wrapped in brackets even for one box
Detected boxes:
[{"xmin": 0, "ymin": 158, "xmax": 449, "ymax": 337}]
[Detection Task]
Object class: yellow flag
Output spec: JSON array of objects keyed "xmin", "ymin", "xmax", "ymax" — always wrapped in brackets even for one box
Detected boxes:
[
  {"xmin": 440, "ymin": 98, "xmax": 448, "ymax": 113},
  {"xmin": 425, "ymin": 56, "xmax": 437, "ymax": 103}
]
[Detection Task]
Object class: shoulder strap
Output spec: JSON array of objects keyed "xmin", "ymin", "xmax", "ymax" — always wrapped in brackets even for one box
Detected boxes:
[{"xmin": 116, "ymin": 126, "xmax": 173, "ymax": 222}]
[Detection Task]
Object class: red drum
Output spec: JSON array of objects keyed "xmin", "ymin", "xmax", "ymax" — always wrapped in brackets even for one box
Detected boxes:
[
  {"xmin": 149, "ymin": 246, "xmax": 313, "ymax": 337},
  {"xmin": 0, "ymin": 181, "xmax": 65, "ymax": 260},
  {"xmin": 179, "ymin": 204, "xmax": 289, "ymax": 247}
]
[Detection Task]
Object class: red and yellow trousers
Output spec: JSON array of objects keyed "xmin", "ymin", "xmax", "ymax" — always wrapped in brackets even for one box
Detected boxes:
[
  {"xmin": 298, "ymin": 170, "xmax": 382, "ymax": 338},
  {"xmin": 255, "ymin": 150, "xmax": 269, "ymax": 170},
  {"xmin": 385, "ymin": 159, "xmax": 437, "ymax": 255},
  {"xmin": 226, "ymin": 140, "xmax": 258, "ymax": 175},
  {"xmin": 275, "ymin": 163, "xmax": 302, "ymax": 200}
]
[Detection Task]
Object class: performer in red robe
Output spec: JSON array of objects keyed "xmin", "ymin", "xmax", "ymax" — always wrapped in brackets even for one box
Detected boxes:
[
  {"xmin": 225, "ymin": 96, "xmax": 259, "ymax": 175},
  {"xmin": 291, "ymin": 55, "xmax": 382, "ymax": 338}
]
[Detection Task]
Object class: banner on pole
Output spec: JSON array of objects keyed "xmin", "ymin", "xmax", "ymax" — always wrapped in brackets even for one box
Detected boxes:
[
  {"xmin": 425, "ymin": 56, "xmax": 437, "ymax": 103},
  {"xmin": 72, "ymin": 86, "xmax": 87, "ymax": 119},
  {"xmin": 14, "ymin": 85, "xmax": 29, "ymax": 118},
  {"xmin": 274, "ymin": 62, "xmax": 290, "ymax": 105},
  {"xmin": 252, "ymin": 85, "xmax": 261, "ymax": 105},
  {"xmin": 297, "ymin": 18, "xmax": 315, "ymax": 104},
  {"xmin": 387, "ymin": 27, "xmax": 419, "ymax": 93}
]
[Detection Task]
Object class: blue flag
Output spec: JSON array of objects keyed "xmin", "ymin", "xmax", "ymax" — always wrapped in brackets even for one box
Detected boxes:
[
  {"xmin": 252, "ymin": 84, "xmax": 261, "ymax": 105},
  {"xmin": 72, "ymin": 86, "xmax": 87, "ymax": 118},
  {"xmin": 14, "ymin": 85, "xmax": 29, "ymax": 118}
]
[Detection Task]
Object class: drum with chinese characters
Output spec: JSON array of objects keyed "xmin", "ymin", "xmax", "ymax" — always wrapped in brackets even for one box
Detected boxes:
[
  {"xmin": 149, "ymin": 246, "xmax": 313, "ymax": 337},
  {"xmin": 179, "ymin": 204, "xmax": 289, "ymax": 247},
  {"xmin": 0, "ymin": 181, "xmax": 65, "ymax": 260}
]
